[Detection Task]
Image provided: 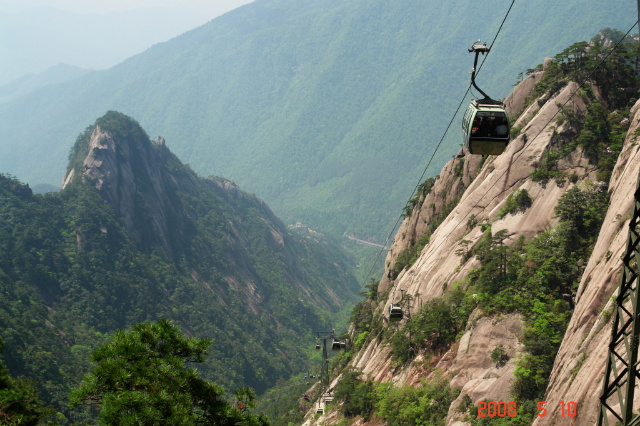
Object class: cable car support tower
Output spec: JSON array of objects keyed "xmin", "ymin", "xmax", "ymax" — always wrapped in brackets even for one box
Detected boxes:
[
  {"xmin": 598, "ymin": 172, "xmax": 640, "ymax": 426},
  {"xmin": 315, "ymin": 330, "xmax": 338, "ymax": 389},
  {"xmin": 598, "ymin": 8, "xmax": 640, "ymax": 422}
]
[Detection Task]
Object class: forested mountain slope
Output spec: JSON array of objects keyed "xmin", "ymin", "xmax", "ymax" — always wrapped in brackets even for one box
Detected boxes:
[
  {"xmin": 0, "ymin": 111, "xmax": 359, "ymax": 423},
  {"xmin": 298, "ymin": 31, "xmax": 640, "ymax": 426},
  {"xmin": 0, "ymin": 0, "xmax": 634, "ymax": 243}
]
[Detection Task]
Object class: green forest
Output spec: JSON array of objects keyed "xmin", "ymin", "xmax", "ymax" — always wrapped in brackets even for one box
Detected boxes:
[
  {"xmin": 1, "ymin": 320, "xmax": 271, "ymax": 426},
  {"xmin": 0, "ymin": 112, "xmax": 359, "ymax": 424}
]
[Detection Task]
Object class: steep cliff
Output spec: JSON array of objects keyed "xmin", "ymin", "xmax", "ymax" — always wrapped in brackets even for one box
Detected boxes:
[
  {"xmin": 301, "ymin": 32, "xmax": 639, "ymax": 426},
  {"xmin": 63, "ymin": 122, "xmax": 192, "ymax": 259},
  {"xmin": 356, "ymin": 70, "xmax": 595, "ymax": 419},
  {"xmin": 531, "ymin": 94, "xmax": 640, "ymax": 426}
]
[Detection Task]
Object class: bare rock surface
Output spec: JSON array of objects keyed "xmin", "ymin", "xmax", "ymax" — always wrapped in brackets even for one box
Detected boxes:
[
  {"xmin": 385, "ymin": 81, "xmax": 589, "ymax": 324},
  {"xmin": 531, "ymin": 99, "xmax": 640, "ymax": 426},
  {"xmin": 302, "ymin": 72, "xmax": 640, "ymax": 426},
  {"xmin": 62, "ymin": 125, "xmax": 186, "ymax": 257}
]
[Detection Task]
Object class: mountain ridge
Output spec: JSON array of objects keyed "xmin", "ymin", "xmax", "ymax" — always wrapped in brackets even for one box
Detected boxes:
[{"xmin": 0, "ymin": 0, "xmax": 633, "ymax": 244}]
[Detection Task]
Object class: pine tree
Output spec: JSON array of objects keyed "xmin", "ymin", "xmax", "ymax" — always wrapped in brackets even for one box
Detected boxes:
[
  {"xmin": 70, "ymin": 319, "xmax": 269, "ymax": 426},
  {"xmin": 0, "ymin": 338, "xmax": 54, "ymax": 426}
]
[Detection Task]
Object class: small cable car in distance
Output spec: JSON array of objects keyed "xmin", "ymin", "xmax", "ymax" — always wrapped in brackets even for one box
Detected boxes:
[
  {"xmin": 389, "ymin": 288, "xmax": 405, "ymax": 322},
  {"xmin": 462, "ymin": 40, "xmax": 510, "ymax": 155},
  {"xmin": 331, "ymin": 339, "xmax": 342, "ymax": 351},
  {"xmin": 389, "ymin": 304, "xmax": 403, "ymax": 322}
]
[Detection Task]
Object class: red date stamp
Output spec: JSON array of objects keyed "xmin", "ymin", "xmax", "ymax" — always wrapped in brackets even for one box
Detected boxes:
[
  {"xmin": 477, "ymin": 401, "xmax": 517, "ymax": 417},
  {"xmin": 477, "ymin": 401, "xmax": 577, "ymax": 418}
]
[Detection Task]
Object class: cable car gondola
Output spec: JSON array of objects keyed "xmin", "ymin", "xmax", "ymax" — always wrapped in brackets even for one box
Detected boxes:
[
  {"xmin": 331, "ymin": 339, "xmax": 342, "ymax": 351},
  {"xmin": 389, "ymin": 303, "xmax": 403, "ymax": 322},
  {"xmin": 462, "ymin": 100, "xmax": 510, "ymax": 155},
  {"xmin": 462, "ymin": 41, "xmax": 510, "ymax": 155}
]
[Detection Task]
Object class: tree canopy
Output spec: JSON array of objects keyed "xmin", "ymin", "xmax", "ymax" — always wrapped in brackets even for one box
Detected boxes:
[
  {"xmin": 0, "ymin": 337, "xmax": 54, "ymax": 426},
  {"xmin": 70, "ymin": 319, "xmax": 269, "ymax": 426}
]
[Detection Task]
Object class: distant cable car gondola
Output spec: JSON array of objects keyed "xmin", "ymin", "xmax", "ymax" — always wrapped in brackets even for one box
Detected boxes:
[
  {"xmin": 389, "ymin": 289, "xmax": 405, "ymax": 322},
  {"xmin": 462, "ymin": 40, "xmax": 510, "ymax": 155},
  {"xmin": 389, "ymin": 304, "xmax": 403, "ymax": 322},
  {"xmin": 331, "ymin": 339, "xmax": 342, "ymax": 351}
]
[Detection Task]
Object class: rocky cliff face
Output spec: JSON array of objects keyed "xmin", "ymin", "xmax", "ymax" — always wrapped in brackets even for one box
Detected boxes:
[
  {"xmin": 61, "ymin": 111, "xmax": 357, "ymax": 314},
  {"xmin": 531, "ymin": 96, "xmax": 640, "ymax": 426},
  {"xmin": 62, "ymin": 120, "xmax": 194, "ymax": 259},
  {"xmin": 360, "ymin": 71, "xmax": 595, "ymax": 423},
  {"xmin": 302, "ymin": 59, "xmax": 639, "ymax": 425}
]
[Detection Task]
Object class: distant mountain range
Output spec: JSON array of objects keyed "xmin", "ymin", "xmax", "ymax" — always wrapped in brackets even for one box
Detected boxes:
[
  {"xmin": 0, "ymin": 0, "xmax": 635, "ymax": 243},
  {"xmin": 0, "ymin": 64, "xmax": 90, "ymax": 104}
]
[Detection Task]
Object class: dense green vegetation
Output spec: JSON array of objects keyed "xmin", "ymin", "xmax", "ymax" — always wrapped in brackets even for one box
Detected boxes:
[
  {"xmin": 528, "ymin": 29, "xmax": 637, "ymax": 187},
  {"xmin": 331, "ymin": 370, "xmax": 456, "ymax": 426},
  {"xmin": 0, "ymin": 337, "xmax": 56, "ymax": 425},
  {"xmin": 253, "ymin": 374, "xmax": 315, "ymax": 426},
  {"xmin": 70, "ymin": 319, "xmax": 269, "ymax": 426},
  {"xmin": 389, "ymin": 287, "xmax": 474, "ymax": 365},
  {"xmin": 0, "ymin": 112, "xmax": 359, "ymax": 423},
  {"xmin": 0, "ymin": 0, "xmax": 633, "ymax": 253},
  {"xmin": 498, "ymin": 189, "xmax": 532, "ymax": 218}
]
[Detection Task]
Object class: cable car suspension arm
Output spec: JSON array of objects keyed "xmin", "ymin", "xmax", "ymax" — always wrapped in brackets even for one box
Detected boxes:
[{"xmin": 468, "ymin": 41, "xmax": 492, "ymax": 102}]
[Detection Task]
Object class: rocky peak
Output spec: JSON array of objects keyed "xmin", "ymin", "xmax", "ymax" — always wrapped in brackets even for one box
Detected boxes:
[{"xmin": 62, "ymin": 111, "xmax": 193, "ymax": 258}]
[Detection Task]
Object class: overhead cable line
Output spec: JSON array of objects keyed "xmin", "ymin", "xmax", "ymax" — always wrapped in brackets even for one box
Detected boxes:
[
  {"xmin": 359, "ymin": 0, "xmax": 516, "ymax": 290},
  {"xmin": 363, "ymin": 12, "xmax": 637, "ymax": 299},
  {"xmin": 424, "ymin": 19, "xmax": 640, "ymax": 264}
]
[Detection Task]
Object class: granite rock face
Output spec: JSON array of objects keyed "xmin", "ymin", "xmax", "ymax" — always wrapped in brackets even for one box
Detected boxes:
[
  {"xmin": 304, "ymin": 69, "xmax": 640, "ymax": 426},
  {"xmin": 63, "ymin": 124, "xmax": 189, "ymax": 258}
]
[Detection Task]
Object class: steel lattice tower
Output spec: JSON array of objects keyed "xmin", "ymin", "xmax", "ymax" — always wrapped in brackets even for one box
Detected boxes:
[{"xmin": 598, "ymin": 173, "xmax": 640, "ymax": 426}]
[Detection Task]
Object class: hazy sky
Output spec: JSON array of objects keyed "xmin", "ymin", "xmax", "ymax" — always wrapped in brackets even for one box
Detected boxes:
[
  {"xmin": 0, "ymin": 0, "xmax": 256, "ymax": 83},
  {"xmin": 0, "ymin": 0, "xmax": 255, "ymax": 18}
]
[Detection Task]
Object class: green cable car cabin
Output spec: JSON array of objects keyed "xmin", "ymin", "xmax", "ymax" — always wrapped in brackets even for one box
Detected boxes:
[
  {"xmin": 462, "ymin": 99, "xmax": 510, "ymax": 155},
  {"xmin": 462, "ymin": 40, "xmax": 510, "ymax": 155},
  {"xmin": 331, "ymin": 339, "xmax": 342, "ymax": 351},
  {"xmin": 389, "ymin": 304, "xmax": 403, "ymax": 322}
]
